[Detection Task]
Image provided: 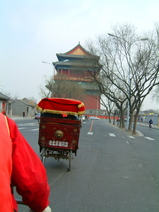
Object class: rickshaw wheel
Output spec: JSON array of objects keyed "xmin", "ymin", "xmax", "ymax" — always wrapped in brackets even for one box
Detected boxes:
[
  {"xmin": 40, "ymin": 148, "xmax": 46, "ymax": 165},
  {"xmin": 68, "ymin": 151, "xmax": 72, "ymax": 171}
]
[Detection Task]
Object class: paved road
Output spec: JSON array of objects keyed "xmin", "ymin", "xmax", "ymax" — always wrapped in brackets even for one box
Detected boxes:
[{"xmin": 14, "ymin": 119, "xmax": 159, "ymax": 212}]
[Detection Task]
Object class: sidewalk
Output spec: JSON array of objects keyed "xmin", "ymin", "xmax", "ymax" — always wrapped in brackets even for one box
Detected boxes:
[
  {"xmin": 108, "ymin": 120, "xmax": 159, "ymax": 137},
  {"xmin": 137, "ymin": 121, "xmax": 159, "ymax": 129}
]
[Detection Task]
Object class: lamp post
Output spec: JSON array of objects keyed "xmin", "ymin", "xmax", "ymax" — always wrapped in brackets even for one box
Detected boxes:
[
  {"xmin": 42, "ymin": 61, "xmax": 55, "ymax": 76},
  {"xmin": 126, "ymin": 70, "xmax": 130, "ymax": 130},
  {"xmin": 108, "ymin": 33, "xmax": 148, "ymax": 130},
  {"xmin": 42, "ymin": 59, "xmax": 70, "ymax": 96},
  {"xmin": 96, "ymin": 97, "xmax": 98, "ymax": 117},
  {"xmin": 108, "ymin": 33, "xmax": 130, "ymax": 129},
  {"xmin": 42, "ymin": 59, "xmax": 69, "ymax": 76},
  {"xmin": 42, "ymin": 61, "xmax": 56, "ymax": 97},
  {"xmin": 52, "ymin": 59, "xmax": 69, "ymax": 74}
]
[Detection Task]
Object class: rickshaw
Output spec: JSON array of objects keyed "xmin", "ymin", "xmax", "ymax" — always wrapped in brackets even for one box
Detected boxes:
[{"xmin": 37, "ymin": 98, "xmax": 85, "ymax": 171}]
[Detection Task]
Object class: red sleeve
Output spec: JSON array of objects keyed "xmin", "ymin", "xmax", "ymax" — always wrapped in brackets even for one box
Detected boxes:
[{"xmin": 7, "ymin": 117, "xmax": 50, "ymax": 212}]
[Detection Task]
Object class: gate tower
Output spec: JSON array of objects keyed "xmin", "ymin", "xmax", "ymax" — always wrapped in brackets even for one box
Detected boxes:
[{"xmin": 53, "ymin": 43, "xmax": 101, "ymax": 111}]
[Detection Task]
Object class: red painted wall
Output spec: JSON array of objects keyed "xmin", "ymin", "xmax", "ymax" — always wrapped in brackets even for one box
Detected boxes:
[
  {"xmin": 56, "ymin": 68, "xmax": 100, "ymax": 110},
  {"xmin": 83, "ymin": 95, "xmax": 100, "ymax": 110}
]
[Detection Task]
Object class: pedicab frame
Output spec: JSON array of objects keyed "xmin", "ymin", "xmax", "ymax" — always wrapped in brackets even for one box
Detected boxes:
[{"xmin": 37, "ymin": 98, "xmax": 85, "ymax": 171}]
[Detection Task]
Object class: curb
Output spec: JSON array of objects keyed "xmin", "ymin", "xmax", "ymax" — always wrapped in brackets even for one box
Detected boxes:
[
  {"xmin": 106, "ymin": 122, "xmax": 144, "ymax": 137},
  {"xmin": 136, "ymin": 130, "xmax": 144, "ymax": 136}
]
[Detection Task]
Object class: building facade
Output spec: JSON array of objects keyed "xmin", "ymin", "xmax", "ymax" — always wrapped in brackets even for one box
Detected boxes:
[
  {"xmin": 11, "ymin": 99, "xmax": 36, "ymax": 117},
  {"xmin": 52, "ymin": 44, "xmax": 101, "ymax": 111}
]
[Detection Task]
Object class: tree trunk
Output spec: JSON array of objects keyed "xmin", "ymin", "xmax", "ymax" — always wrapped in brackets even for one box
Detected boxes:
[
  {"xmin": 113, "ymin": 116, "xmax": 115, "ymax": 125},
  {"xmin": 132, "ymin": 113, "xmax": 138, "ymax": 134},
  {"xmin": 129, "ymin": 113, "xmax": 133, "ymax": 131},
  {"xmin": 108, "ymin": 112, "xmax": 111, "ymax": 123}
]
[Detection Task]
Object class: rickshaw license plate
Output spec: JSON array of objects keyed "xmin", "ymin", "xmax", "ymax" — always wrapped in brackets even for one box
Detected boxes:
[{"xmin": 49, "ymin": 140, "xmax": 68, "ymax": 147}]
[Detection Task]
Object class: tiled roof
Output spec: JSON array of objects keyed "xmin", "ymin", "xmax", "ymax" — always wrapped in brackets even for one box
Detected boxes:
[
  {"xmin": 11, "ymin": 99, "xmax": 35, "ymax": 107},
  {"xmin": 0, "ymin": 92, "xmax": 10, "ymax": 100},
  {"xmin": 64, "ymin": 43, "xmax": 90, "ymax": 55}
]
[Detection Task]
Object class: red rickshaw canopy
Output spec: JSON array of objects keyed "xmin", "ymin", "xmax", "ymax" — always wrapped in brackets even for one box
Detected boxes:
[{"xmin": 37, "ymin": 98, "xmax": 85, "ymax": 115}]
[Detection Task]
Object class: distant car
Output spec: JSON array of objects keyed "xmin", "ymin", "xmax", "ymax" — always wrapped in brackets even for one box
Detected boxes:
[
  {"xmin": 82, "ymin": 115, "xmax": 86, "ymax": 121},
  {"xmin": 90, "ymin": 116, "xmax": 100, "ymax": 120},
  {"xmin": 117, "ymin": 118, "xmax": 127, "ymax": 122},
  {"xmin": 35, "ymin": 113, "xmax": 41, "ymax": 119}
]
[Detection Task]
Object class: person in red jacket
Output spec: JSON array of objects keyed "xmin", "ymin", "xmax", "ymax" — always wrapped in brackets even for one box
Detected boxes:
[
  {"xmin": 0, "ymin": 113, "xmax": 51, "ymax": 212},
  {"xmin": 0, "ymin": 113, "xmax": 13, "ymax": 211}
]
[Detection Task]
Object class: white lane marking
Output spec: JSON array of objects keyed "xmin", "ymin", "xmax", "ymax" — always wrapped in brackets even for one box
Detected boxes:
[
  {"xmin": 18, "ymin": 127, "xmax": 39, "ymax": 131},
  {"xmin": 145, "ymin": 137, "xmax": 155, "ymax": 140},
  {"xmin": 128, "ymin": 136, "xmax": 135, "ymax": 139},
  {"xmin": 87, "ymin": 132, "xmax": 93, "ymax": 135},
  {"xmin": 109, "ymin": 133, "xmax": 116, "ymax": 137},
  {"xmin": 126, "ymin": 141, "xmax": 129, "ymax": 144},
  {"xmin": 18, "ymin": 123, "xmax": 36, "ymax": 126}
]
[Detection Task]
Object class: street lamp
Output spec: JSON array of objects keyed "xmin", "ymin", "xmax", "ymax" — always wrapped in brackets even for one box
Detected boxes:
[
  {"xmin": 42, "ymin": 59, "xmax": 70, "ymax": 98},
  {"xmin": 42, "ymin": 59, "xmax": 70, "ymax": 76},
  {"xmin": 108, "ymin": 33, "xmax": 130, "ymax": 129},
  {"xmin": 53, "ymin": 59, "xmax": 69, "ymax": 68},
  {"xmin": 52, "ymin": 59, "xmax": 69, "ymax": 74},
  {"xmin": 108, "ymin": 33, "xmax": 118, "ymax": 37},
  {"xmin": 96, "ymin": 97, "xmax": 98, "ymax": 117},
  {"xmin": 108, "ymin": 33, "xmax": 148, "ymax": 130},
  {"xmin": 42, "ymin": 61, "xmax": 55, "ymax": 76}
]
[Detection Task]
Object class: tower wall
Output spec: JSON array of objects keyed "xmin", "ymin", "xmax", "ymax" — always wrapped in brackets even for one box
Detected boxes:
[
  {"xmin": 53, "ymin": 44, "xmax": 101, "ymax": 110},
  {"xmin": 83, "ymin": 95, "xmax": 100, "ymax": 110}
]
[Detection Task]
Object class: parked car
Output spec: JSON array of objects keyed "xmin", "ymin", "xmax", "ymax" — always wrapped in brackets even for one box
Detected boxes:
[{"xmin": 90, "ymin": 116, "xmax": 100, "ymax": 120}]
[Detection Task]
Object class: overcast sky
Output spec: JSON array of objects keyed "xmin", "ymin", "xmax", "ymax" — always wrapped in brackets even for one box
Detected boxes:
[{"xmin": 0, "ymin": 0, "xmax": 158, "ymax": 110}]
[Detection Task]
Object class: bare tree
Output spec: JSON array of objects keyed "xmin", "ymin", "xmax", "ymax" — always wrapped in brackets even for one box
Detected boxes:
[
  {"xmin": 39, "ymin": 75, "xmax": 53, "ymax": 98},
  {"xmin": 0, "ymin": 90, "xmax": 19, "ymax": 100},
  {"xmin": 40, "ymin": 73, "xmax": 86, "ymax": 101},
  {"xmin": 152, "ymin": 86, "xmax": 159, "ymax": 104},
  {"xmin": 100, "ymin": 96, "xmax": 116, "ymax": 124},
  {"xmin": 86, "ymin": 23, "xmax": 159, "ymax": 134},
  {"xmin": 27, "ymin": 97, "xmax": 38, "ymax": 104}
]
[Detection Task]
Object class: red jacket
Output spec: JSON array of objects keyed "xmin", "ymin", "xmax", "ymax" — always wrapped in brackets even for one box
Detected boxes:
[
  {"xmin": 0, "ymin": 113, "xmax": 13, "ymax": 211},
  {"xmin": 0, "ymin": 113, "xmax": 50, "ymax": 212}
]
